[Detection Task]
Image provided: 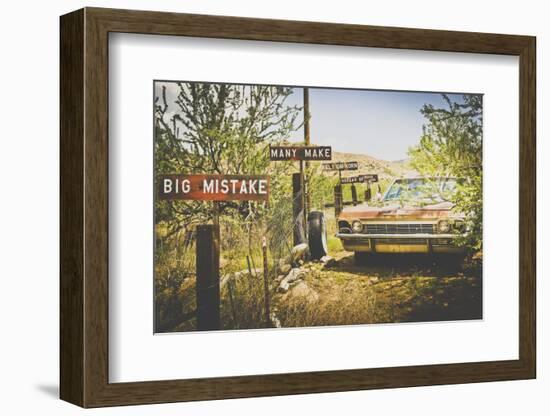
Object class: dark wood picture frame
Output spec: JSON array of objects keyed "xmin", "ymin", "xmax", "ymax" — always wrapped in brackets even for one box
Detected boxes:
[{"xmin": 60, "ymin": 7, "xmax": 536, "ymax": 408}]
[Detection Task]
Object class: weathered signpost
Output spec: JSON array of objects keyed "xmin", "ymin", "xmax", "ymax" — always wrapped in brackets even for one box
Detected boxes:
[
  {"xmin": 304, "ymin": 88, "xmax": 311, "ymax": 215},
  {"xmin": 322, "ymin": 161, "xmax": 359, "ymax": 173},
  {"xmin": 322, "ymin": 161, "xmax": 359, "ymax": 217},
  {"xmin": 195, "ymin": 224, "xmax": 220, "ymax": 330},
  {"xmin": 158, "ymin": 173, "xmax": 269, "ymax": 331},
  {"xmin": 340, "ymin": 174, "xmax": 378, "ymax": 184},
  {"xmin": 340, "ymin": 174, "xmax": 379, "ymax": 204},
  {"xmin": 268, "ymin": 86, "xmax": 335, "ymax": 246},
  {"xmin": 269, "ymin": 145, "xmax": 332, "ymax": 245},
  {"xmin": 158, "ymin": 174, "xmax": 270, "ymax": 201},
  {"xmin": 269, "ymin": 146, "xmax": 332, "ymax": 161}
]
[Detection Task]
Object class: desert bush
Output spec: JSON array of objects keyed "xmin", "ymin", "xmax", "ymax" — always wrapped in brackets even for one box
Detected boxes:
[{"xmin": 409, "ymin": 94, "xmax": 483, "ymax": 251}]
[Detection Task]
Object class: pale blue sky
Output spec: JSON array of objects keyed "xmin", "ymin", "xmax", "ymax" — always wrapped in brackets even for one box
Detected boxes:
[
  {"xmin": 285, "ymin": 88, "xmax": 466, "ymax": 161},
  {"xmin": 155, "ymin": 81, "xmax": 473, "ymax": 161}
]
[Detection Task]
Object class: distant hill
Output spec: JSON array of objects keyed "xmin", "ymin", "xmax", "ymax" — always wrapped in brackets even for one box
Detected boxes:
[
  {"xmin": 391, "ymin": 158, "xmax": 410, "ymax": 165},
  {"xmin": 271, "ymin": 140, "xmax": 416, "ymax": 179},
  {"xmin": 330, "ymin": 151, "xmax": 416, "ymax": 179}
]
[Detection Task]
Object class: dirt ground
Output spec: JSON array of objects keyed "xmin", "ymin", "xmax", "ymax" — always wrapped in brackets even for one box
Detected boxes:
[
  {"xmin": 272, "ymin": 252, "xmax": 482, "ymax": 328},
  {"xmin": 163, "ymin": 250, "xmax": 483, "ymax": 332}
]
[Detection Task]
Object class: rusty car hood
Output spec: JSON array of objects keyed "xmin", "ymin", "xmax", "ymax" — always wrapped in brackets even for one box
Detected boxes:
[{"xmin": 338, "ymin": 201, "xmax": 456, "ymax": 221}]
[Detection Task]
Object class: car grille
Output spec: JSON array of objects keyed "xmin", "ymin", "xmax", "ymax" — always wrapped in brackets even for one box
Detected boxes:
[
  {"xmin": 374, "ymin": 238, "xmax": 427, "ymax": 244},
  {"xmin": 364, "ymin": 223, "xmax": 435, "ymax": 235}
]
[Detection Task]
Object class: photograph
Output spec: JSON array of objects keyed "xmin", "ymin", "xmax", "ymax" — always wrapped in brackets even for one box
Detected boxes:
[
  {"xmin": 49, "ymin": 4, "xmax": 539, "ymax": 410},
  {"xmin": 153, "ymin": 80, "xmax": 483, "ymax": 333}
]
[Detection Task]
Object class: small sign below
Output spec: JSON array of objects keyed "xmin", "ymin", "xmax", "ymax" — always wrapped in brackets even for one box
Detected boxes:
[
  {"xmin": 158, "ymin": 174, "xmax": 269, "ymax": 201},
  {"xmin": 322, "ymin": 161, "xmax": 359, "ymax": 171},
  {"xmin": 340, "ymin": 174, "xmax": 379, "ymax": 184},
  {"xmin": 269, "ymin": 146, "xmax": 332, "ymax": 161}
]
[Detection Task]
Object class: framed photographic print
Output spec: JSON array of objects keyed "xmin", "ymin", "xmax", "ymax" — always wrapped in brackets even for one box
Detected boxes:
[{"xmin": 60, "ymin": 7, "xmax": 536, "ymax": 408}]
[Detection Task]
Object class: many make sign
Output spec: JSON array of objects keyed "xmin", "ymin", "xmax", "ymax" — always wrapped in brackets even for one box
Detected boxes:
[
  {"xmin": 158, "ymin": 174, "xmax": 269, "ymax": 201},
  {"xmin": 269, "ymin": 145, "xmax": 332, "ymax": 161}
]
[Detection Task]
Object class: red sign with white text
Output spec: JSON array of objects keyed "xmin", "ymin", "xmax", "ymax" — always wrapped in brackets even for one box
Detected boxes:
[{"xmin": 158, "ymin": 174, "xmax": 269, "ymax": 201}]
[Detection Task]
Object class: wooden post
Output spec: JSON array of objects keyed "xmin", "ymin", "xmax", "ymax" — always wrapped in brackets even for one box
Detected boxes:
[
  {"xmin": 304, "ymin": 88, "xmax": 311, "ymax": 145},
  {"xmin": 304, "ymin": 88, "xmax": 311, "ymax": 215},
  {"xmin": 365, "ymin": 183, "xmax": 372, "ymax": 202},
  {"xmin": 334, "ymin": 184, "xmax": 343, "ymax": 218},
  {"xmin": 227, "ymin": 279, "xmax": 237, "ymax": 327},
  {"xmin": 351, "ymin": 184, "xmax": 358, "ymax": 206},
  {"xmin": 300, "ymin": 161, "xmax": 307, "ymax": 240},
  {"xmin": 293, "ymin": 172, "xmax": 305, "ymax": 245},
  {"xmin": 262, "ymin": 237, "xmax": 271, "ymax": 327},
  {"xmin": 196, "ymin": 224, "xmax": 220, "ymax": 331}
]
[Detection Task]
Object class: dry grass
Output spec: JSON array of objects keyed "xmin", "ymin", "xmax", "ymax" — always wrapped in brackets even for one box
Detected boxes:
[
  {"xmin": 155, "ymin": 209, "xmax": 482, "ymax": 332},
  {"xmin": 272, "ymin": 254, "xmax": 482, "ymax": 329},
  {"xmin": 220, "ymin": 272, "xmax": 271, "ymax": 330},
  {"xmin": 275, "ymin": 278, "xmax": 390, "ymax": 327},
  {"xmin": 158, "ymin": 249, "xmax": 482, "ymax": 332}
]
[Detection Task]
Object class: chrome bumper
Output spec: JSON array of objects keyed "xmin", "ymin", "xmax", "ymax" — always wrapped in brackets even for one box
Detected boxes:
[
  {"xmin": 336, "ymin": 233, "xmax": 459, "ymax": 239},
  {"xmin": 336, "ymin": 233, "xmax": 465, "ymax": 254}
]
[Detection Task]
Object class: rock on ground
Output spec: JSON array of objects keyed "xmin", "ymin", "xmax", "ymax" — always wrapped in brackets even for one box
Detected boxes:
[
  {"xmin": 290, "ymin": 243, "xmax": 309, "ymax": 265},
  {"xmin": 289, "ymin": 281, "xmax": 319, "ymax": 303},
  {"xmin": 278, "ymin": 263, "xmax": 291, "ymax": 275},
  {"xmin": 284, "ymin": 268, "xmax": 305, "ymax": 284},
  {"xmin": 278, "ymin": 280, "xmax": 290, "ymax": 293},
  {"xmin": 277, "ymin": 267, "xmax": 305, "ymax": 293},
  {"xmin": 275, "ymin": 274, "xmax": 286, "ymax": 283}
]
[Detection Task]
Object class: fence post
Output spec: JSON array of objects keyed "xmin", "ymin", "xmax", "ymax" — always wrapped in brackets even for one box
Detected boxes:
[
  {"xmin": 262, "ymin": 237, "xmax": 271, "ymax": 327},
  {"xmin": 292, "ymin": 172, "xmax": 305, "ymax": 245},
  {"xmin": 351, "ymin": 184, "xmax": 358, "ymax": 206},
  {"xmin": 334, "ymin": 184, "xmax": 343, "ymax": 218},
  {"xmin": 196, "ymin": 224, "xmax": 220, "ymax": 331}
]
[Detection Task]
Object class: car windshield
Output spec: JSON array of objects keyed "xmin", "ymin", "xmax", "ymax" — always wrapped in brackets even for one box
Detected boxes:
[{"xmin": 383, "ymin": 177, "xmax": 458, "ymax": 203}]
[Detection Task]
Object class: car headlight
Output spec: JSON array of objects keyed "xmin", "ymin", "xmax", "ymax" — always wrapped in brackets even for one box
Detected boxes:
[
  {"xmin": 438, "ymin": 220, "xmax": 451, "ymax": 233},
  {"xmin": 453, "ymin": 219, "xmax": 465, "ymax": 232},
  {"xmin": 352, "ymin": 220, "xmax": 363, "ymax": 233}
]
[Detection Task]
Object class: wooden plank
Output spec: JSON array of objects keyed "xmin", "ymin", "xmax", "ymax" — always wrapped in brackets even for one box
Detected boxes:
[
  {"xmin": 60, "ymin": 9, "xmax": 85, "ymax": 407},
  {"xmin": 518, "ymin": 37, "xmax": 537, "ymax": 376},
  {"xmin": 158, "ymin": 174, "xmax": 269, "ymax": 201},
  {"xmin": 89, "ymin": 7, "xmax": 532, "ymax": 56},
  {"xmin": 351, "ymin": 184, "xmax": 358, "ymax": 206},
  {"xmin": 341, "ymin": 174, "xmax": 379, "ymax": 184},
  {"xmin": 334, "ymin": 185, "xmax": 343, "ymax": 217},
  {"xmin": 269, "ymin": 145, "xmax": 332, "ymax": 161},
  {"xmin": 322, "ymin": 161, "xmax": 359, "ymax": 171}
]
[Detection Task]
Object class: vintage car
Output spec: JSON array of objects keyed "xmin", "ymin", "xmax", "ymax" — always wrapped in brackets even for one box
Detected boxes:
[{"xmin": 336, "ymin": 177, "xmax": 467, "ymax": 257}]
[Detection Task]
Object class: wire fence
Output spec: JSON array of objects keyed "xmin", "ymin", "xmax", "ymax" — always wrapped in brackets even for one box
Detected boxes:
[{"xmin": 154, "ymin": 186, "xmax": 307, "ymax": 332}]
